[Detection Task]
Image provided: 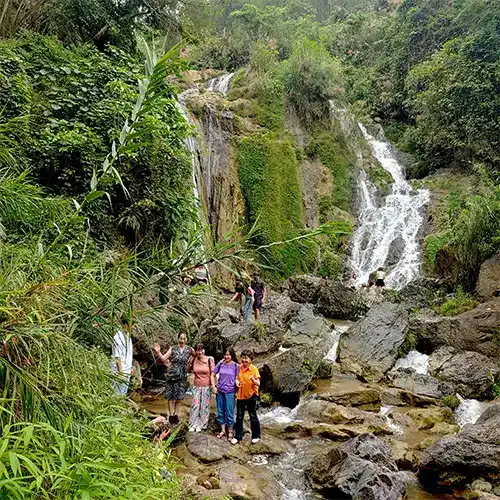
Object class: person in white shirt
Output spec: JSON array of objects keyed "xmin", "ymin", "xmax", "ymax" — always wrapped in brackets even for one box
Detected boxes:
[
  {"xmin": 375, "ymin": 267, "xmax": 386, "ymax": 290},
  {"xmin": 111, "ymin": 315, "xmax": 134, "ymax": 396}
]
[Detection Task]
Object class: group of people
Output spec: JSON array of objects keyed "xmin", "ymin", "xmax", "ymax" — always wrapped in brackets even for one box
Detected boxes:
[
  {"xmin": 154, "ymin": 336, "xmax": 261, "ymax": 444},
  {"xmin": 228, "ymin": 272, "xmax": 267, "ymax": 323},
  {"xmin": 349, "ymin": 267, "xmax": 387, "ymax": 294}
]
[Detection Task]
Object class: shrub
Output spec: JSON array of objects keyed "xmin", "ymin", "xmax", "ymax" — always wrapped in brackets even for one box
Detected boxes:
[
  {"xmin": 438, "ymin": 287, "xmax": 478, "ymax": 317},
  {"xmin": 283, "ymin": 38, "xmax": 345, "ymax": 121}
]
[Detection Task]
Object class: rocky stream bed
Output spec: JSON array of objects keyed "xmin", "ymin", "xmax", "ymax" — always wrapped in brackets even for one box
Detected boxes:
[{"xmin": 136, "ymin": 276, "xmax": 500, "ymax": 500}]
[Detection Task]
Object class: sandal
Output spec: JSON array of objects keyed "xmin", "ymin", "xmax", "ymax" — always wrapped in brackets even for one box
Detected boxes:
[
  {"xmin": 216, "ymin": 431, "xmax": 226, "ymax": 439},
  {"xmin": 227, "ymin": 431, "xmax": 234, "ymax": 441}
]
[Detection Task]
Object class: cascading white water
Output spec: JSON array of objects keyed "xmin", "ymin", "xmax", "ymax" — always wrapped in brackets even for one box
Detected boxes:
[
  {"xmin": 454, "ymin": 395, "xmax": 488, "ymax": 428},
  {"xmin": 351, "ymin": 124, "xmax": 430, "ymax": 290},
  {"xmin": 324, "ymin": 324, "xmax": 352, "ymax": 363},
  {"xmin": 207, "ymin": 73, "xmax": 234, "ymax": 95},
  {"xmin": 177, "ymin": 92, "xmax": 204, "ymax": 218},
  {"xmin": 393, "ymin": 350, "xmax": 429, "ymax": 375}
]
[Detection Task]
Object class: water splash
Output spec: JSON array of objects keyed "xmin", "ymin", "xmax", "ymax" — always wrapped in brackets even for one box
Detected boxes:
[
  {"xmin": 379, "ymin": 406, "xmax": 404, "ymax": 435},
  {"xmin": 351, "ymin": 124, "xmax": 430, "ymax": 290},
  {"xmin": 207, "ymin": 73, "xmax": 234, "ymax": 95},
  {"xmin": 324, "ymin": 324, "xmax": 351, "ymax": 363},
  {"xmin": 394, "ymin": 350, "xmax": 429, "ymax": 375},
  {"xmin": 454, "ymin": 395, "xmax": 487, "ymax": 428},
  {"xmin": 259, "ymin": 405, "xmax": 301, "ymax": 425}
]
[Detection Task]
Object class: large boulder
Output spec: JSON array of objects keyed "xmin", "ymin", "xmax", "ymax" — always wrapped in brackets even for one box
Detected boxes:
[
  {"xmin": 317, "ymin": 387, "xmax": 382, "ymax": 412},
  {"xmin": 409, "ymin": 299, "xmax": 500, "ymax": 358},
  {"xmin": 419, "ymin": 404, "xmax": 500, "ymax": 491},
  {"xmin": 429, "ymin": 346, "xmax": 499, "ymax": 399},
  {"xmin": 390, "ymin": 277, "xmax": 443, "ymax": 310},
  {"xmin": 186, "ymin": 434, "xmax": 231, "ymax": 463},
  {"xmin": 339, "ymin": 303, "xmax": 409, "ymax": 382},
  {"xmin": 288, "ymin": 275, "xmax": 368, "ymax": 320},
  {"xmin": 306, "ymin": 434, "xmax": 408, "ymax": 499},
  {"xmin": 261, "ymin": 304, "xmax": 335, "ymax": 395},
  {"xmin": 387, "ymin": 368, "xmax": 447, "ymax": 399},
  {"xmin": 202, "ymin": 292, "xmax": 295, "ymax": 358},
  {"xmin": 477, "ymin": 254, "xmax": 500, "ymax": 299}
]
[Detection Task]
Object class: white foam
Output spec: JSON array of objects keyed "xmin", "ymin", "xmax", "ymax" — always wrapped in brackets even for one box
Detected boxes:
[
  {"xmin": 394, "ymin": 350, "xmax": 429, "ymax": 375},
  {"xmin": 207, "ymin": 73, "xmax": 234, "ymax": 95},
  {"xmin": 454, "ymin": 395, "xmax": 487, "ymax": 428},
  {"xmin": 259, "ymin": 405, "xmax": 300, "ymax": 425}
]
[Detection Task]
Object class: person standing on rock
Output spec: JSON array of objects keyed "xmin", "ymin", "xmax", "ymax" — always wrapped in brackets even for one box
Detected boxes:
[
  {"xmin": 241, "ymin": 279, "xmax": 255, "ymax": 324},
  {"xmin": 228, "ymin": 278, "xmax": 245, "ymax": 319},
  {"xmin": 231, "ymin": 351, "xmax": 261, "ymax": 445},
  {"xmin": 213, "ymin": 349, "xmax": 239, "ymax": 440},
  {"xmin": 153, "ymin": 333, "xmax": 193, "ymax": 425},
  {"xmin": 251, "ymin": 272, "xmax": 267, "ymax": 322},
  {"xmin": 375, "ymin": 267, "xmax": 386, "ymax": 292},
  {"xmin": 187, "ymin": 343, "xmax": 215, "ymax": 432},
  {"xmin": 111, "ymin": 314, "xmax": 134, "ymax": 396}
]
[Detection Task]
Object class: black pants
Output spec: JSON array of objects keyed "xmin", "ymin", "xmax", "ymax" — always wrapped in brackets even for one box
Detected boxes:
[{"xmin": 234, "ymin": 395, "xmax": 260, "ymax": 441}]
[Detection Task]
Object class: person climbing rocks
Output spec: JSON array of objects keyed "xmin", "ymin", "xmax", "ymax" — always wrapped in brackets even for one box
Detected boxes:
[
  {"xmin": 213, "ymin": 349, "xmax": 239, "ymax": 440},
  {"xmin": 194, "ymin": 263, "xmax": 210, "ymax": 285},
  {"xmin": 111, "ymin": 314, "xmax": 134, "ymax": 396},
  {"xmin": 251, "ymin": 271, "xmax": 267, "ymax": 322},
  {"xmin": 231, "ymin": 350, "xmax": 261, "ymax": 445},
  {"xmin": 375, "ymin": 267, "xmax": 386, "ymax": 291},
  {"xmin": 242, "ymin": 281, "xmax": 255, "ymax": 324},
  {"xmin": 153, "ymin": 333, "xmax": 193, "ymax": 425},
  {"xmin": 228, "ymin": 278, "xmax": 245, "ymax": 319},
  {"xmin": 187, "ymin": 343, "xmax": 215, "ymax": 432}
]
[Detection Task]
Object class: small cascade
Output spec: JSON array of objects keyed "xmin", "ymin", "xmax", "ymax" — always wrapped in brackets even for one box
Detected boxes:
[
  {"xmin": 393, "ymin": 350, "xmax": 429, "ymax": 375},
  {"xmin": 351, "ymin": 124, "xmax": 430, "ymax": 290},
  {"xmin": 259, "ymin": 403, "xmax": 302, "ymax": 425},
  {"xmin": 324, "ymin": 323, "xmax": 351, "ymax": 363},
  {"xmin": 454, "ymin": 395, "xmax": 488, "ymax": 428},
  {"xmin": 379, "ymin": 406, "xmax": 404, "ymax": 435},
  {"xmin": 177, "ymin": 91, "xmax": 204, "ymax": 217},
  {"xmin": 207, "ymin": 73, "xmax": 234, "ymax": 95}
]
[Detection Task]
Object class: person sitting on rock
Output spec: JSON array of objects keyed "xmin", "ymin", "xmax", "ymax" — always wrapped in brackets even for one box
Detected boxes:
[
  {"xmin": 231, "ymin": 350, "xmax": 261, "ymax": 445},
  {"xmin": 213, "ymin": 349, "xmax": 239, "ymax": 441}
]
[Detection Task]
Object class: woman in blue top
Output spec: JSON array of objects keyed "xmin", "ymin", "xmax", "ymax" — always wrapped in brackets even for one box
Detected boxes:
[{"xmin": 212, "ymin": 349, "xmax": 239, "ymax": 440}]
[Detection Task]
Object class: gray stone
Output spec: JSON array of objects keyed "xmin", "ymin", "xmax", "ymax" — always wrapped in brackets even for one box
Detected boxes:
[
  {"xmin": 186, "ymin": 434, "xmax": 231, "ymax": 463},
  {"xmin": 387, "ymin": 367, "xmax": 446, "ymax": 399},
  {"xmin": 429, "ymin": 346, "xmax": 499, "ymax": 399},
  {"xmin": 419, "ymin": 403, "xmax": 500, "ymax": 490},
  {"xmin": 306, "ymin": 434, "xmax": 408, "ymax": 499},
  {"xmin": 477, "ymin": 254, "xmax": 500, "ymax": 299},
  {"xmin": 409, "ymin": 299, "xmax": 500, "ymax": 358},
  {"xmin": 317, "ymin": 387, "xmax": 382, "ymax": 411},
  {"xmin": 288, "ymin": 275, "xmax": 368, "ymax": 320},
  {"xmin": 339, "ymin": 303, "xmax": 409, "ymax": 382},
  {"xmin": 261, "ymin": 304, "xmax": 335, "ymax": 394}
]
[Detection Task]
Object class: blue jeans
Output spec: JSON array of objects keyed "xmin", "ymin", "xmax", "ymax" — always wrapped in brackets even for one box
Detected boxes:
[{"xmin": 216, "ymin": 392, "xmax": 236, "ymax": 427}]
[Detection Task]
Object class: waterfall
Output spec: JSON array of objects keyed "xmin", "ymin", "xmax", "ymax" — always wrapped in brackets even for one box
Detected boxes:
[
  {"xmin": 177, "ymin": 91, "xmax": 204, "ymax": 220},
  {"xmin": 454, "ymin": 396, "xmax": 488, "ymax": 428},
  {"xmin": 207, "ymin": 73, "xmax": 234, "ymax": 95},
  {"xmin": 351, "ymin": 124, "xmax": 430, "ymax": 290}
]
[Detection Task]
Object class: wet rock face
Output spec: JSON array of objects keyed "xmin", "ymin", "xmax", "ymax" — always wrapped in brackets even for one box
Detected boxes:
[
  {"xmin": 387, "ymin": 368, "xmax": 447, "ymax": 400},
  {"xmin": 429, "ymin": 346, "xmax": 500, "ymax": 399},
  {"xmin": 409, "ymin": 298, "xmax": 500, "ymax": 358},
  {"xmin": 391, "ymin": 277, "xmax": 443, "ymax": 310},
  {"xmin": 339, "ymin": 303, "xmax": 409, "ymax": 382},
  {"xmin": 419, "ymin": 404, "xmax": 500, "ymax": 491},
  {"xmin": 306, "ymin": 434, "xmax": 408, "ymax": 499},
  {"xmin": 262, "ymin": 304, "xmax": 335, "ymax": 394},
  {"xmin": 477, "ymin": 253, "xmax": 500, "ymax": 299},
  {"xmin": 288, "ymin": 275, "xmax": 368, "ymax": 320},
  {"xmin": 186, "ymin": 434, "xmax": 231, "ymax": 463}
]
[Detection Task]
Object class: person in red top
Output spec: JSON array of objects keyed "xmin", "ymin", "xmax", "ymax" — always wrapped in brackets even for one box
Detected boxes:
[{"xmin": 230, "ymin": 350, "xmax": 261, "ymax": 445}]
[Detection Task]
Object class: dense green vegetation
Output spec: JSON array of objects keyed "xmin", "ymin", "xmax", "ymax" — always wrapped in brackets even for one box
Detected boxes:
[
  {"xmin": 2, "ymin": 0, "xmax": 500, "ymax": 495},
  {"xmin": 238, "ymin": 132, "xmax": 316, "ymax": 276}
]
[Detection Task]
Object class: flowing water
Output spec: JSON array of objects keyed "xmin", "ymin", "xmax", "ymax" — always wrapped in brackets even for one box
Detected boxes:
[
  {"xmin": 207, "ymin": 73, "xmax": 234, "ymax": 95},
  {"xmin": 394, "ymin": 350, "xmax": 430, "ymax": 375},
  {"xmin": 351, "ymin": 125, "xmax": 430, "ymax": 290},
  {"xmin": 324, "ymin": 322, "xmax": 352, "ymax": 364},
  {"xmin": 454, "ymin": 395, "xmax": 488, "ymax": 428}
]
